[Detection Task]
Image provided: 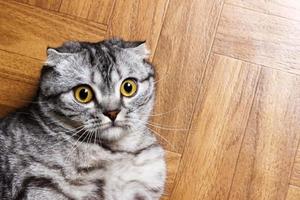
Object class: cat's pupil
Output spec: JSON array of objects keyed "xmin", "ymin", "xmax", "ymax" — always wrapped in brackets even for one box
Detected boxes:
[
  {"xmin": 79, "ymin": 89, "xmax": 88, "ymax": 99},
  {"xmin": 124, "ymin": 82, "xmax": 132, "ymax": 92}
]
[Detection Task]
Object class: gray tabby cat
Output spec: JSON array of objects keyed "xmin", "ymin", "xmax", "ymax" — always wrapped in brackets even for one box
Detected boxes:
[{"xmin": 0, "ymin": 39, "xmax": 166, "ymax": 200}]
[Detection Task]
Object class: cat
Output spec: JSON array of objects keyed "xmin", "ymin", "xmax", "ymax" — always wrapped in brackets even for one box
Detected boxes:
[{"xmin": 0, "ymin": 39, "xmax": 166, "ymax": 200}]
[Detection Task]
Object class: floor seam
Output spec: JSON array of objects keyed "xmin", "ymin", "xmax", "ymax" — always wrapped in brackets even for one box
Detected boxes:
[
  {"xmin": 213, "ymin": 52, "xmax": 300, "ymax": 77},
  {"xmin": 168, "ymin": 0, "xmax": 226, "ymax": 198},
  {"xmin": 226, "ymin": 66, "xmax": 263, "ymax": 200}
]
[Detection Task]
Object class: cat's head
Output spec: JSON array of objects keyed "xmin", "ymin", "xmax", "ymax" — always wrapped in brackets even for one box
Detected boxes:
[{"xmin": 38, "ymin": 38, "xmax": 155, "ymax": 141}]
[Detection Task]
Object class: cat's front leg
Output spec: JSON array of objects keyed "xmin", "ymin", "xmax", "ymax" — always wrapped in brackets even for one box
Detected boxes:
[
  {"xmin": 131, "ymin": 145, "xmax": 166, "ymax": 200},
  {"xmin": 109, "ymin": 145, "xmax": 166, "ymax": 200}
]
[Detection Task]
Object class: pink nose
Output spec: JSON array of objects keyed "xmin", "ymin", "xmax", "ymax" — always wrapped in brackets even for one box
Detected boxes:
[{"xmin": 103, "ymin": 110, "xmax": 120, "ymax": 121}]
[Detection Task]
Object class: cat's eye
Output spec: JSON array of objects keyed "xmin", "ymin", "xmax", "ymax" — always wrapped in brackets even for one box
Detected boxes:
[
  {"xmin": 73, "ymin": 85, "xmax": 94, "ymax": 104},
  {"xmin": 120, "ymin": 79, "xmax": 137, "ymax": 97}
]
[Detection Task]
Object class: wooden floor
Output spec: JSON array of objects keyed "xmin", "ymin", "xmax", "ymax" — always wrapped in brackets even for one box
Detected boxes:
[{"xmin": 1, "ymin": 0, "xmax": 300, "ymax": 199}]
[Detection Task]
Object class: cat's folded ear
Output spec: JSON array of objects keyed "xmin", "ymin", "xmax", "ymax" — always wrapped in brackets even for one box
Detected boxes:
[
  {"xmin": 46, "ymin": 47, "xmax": 71, "ymax": 66},
  {"xmin": 124, "ymin": 41, "xmax": 150, "ymax": 60},
  {"xmin": 46, "ymin": 41, "xmax": 82, "ymax": 66}
]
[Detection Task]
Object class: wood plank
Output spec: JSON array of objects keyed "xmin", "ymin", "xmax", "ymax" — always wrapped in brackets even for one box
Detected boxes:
[
  {"xmin": 150, "ymin": 0, "xmax": 224, "ymax": 153},
  {"xmin": 286, "ymin": 186, "xmax": 300, "ymax": 200},
  {"xmin": 170, "ymin": 54, "xmax": 261, "ymax": 200},
  {"xmin": 0, "ymin": 1, "xmax": 106, "ymax": 60},
  {"xmin": 86, "ymin": 0, "xmax": 115, "ymax": 24},
  {"xmin": 59, "ymin": 0, "xmax": 115, "ymax": 24},
  {"xmin": 214, "ymin": 4, "xmax": 300, "ymax": 75},
  {"xmin": 107, "ymin": 0, "xmax": 169, "ymax": 60},
  {"xmin": 227, "ymin": 0, "xmax": 300, "ymax": 21},
  {"xmin": 14, "ymin": 0, "xmax": 62, "ymax": 11},
  {"xmin": 0, "ymin": 49, "xmax": 40, "ymax": 110},
  {"xmin": 0, "ymin": 76, "xmax": 38, "ymax": 109},
  {"xmin": 28, "ymin": 0, "xmax": 62, "ymax": 11},
  {"xmin": 291, "ymin": 145, "xmax": 300, "ymax": 187},
  {"xmin": 60, "ymin": 0, "xmax": 90, "ymax": 19},
  {"xmin": 0, "ymin": 50, "xmax": 42, "ymax": 111},
  {"xmin": 228, "ymin": 68, "xmax": 300, "ymax": 200},
  {"xmin": 0, "ymin": 50, "xmax": 42, "ymax": 85},
  {"xmin": 14, "ymin": 0, "xmax": 29, "ymax": 3},
  {"xmin": 162, "ymin": 151, "xmax": 181, "ymax": 200}
]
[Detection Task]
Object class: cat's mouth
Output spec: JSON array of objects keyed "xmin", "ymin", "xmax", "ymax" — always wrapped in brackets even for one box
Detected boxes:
[
  {"xmin": 99, "ymin": 122, "xmax": 124, "ymax": 131},
  {"xmin": 86, "ymin": 120, "xmax": 129, "ymax": 132},
  {"xmin": 73, "ymin": 121, "xmax": 131, "ymax": 143}
]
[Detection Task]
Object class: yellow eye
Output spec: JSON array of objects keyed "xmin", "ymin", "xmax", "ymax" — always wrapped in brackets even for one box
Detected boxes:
[
  {"xmin": 120, "ymin": 79, "xmax": 137, "ymax": 97},
  {"xmin": 73, "ymin": 85, "xmax": 94, "ymax": 104}
]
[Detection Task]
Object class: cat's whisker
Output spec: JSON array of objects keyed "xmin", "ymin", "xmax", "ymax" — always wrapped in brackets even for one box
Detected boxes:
[
  {"xmin": 88, "ymin": 130, "xmax": 93, "ymax": 145},
  {"xmin": 85, "ymin": 130, "xmax": 95, "ymax": 164},
  {"xmin": 53, "ymin": 120, "xmax": 100, "ymax": 150},
  {"xmin": 63, "ymin": 125, "xmax": 86, "ymax": 134},
  {"xmin": 146, "ymin": 126, "xmax": 176, "ymax": 151},
  {"xmin": 84, "ymin": 131, "xmax": 92, "ymax": 166},
  {"xmin": 129, "ymin": 105, "xmax": 180, "ymax": 118},
  {"xmin": 131, "ymin": 118, "xmax": 188, "ymax": 131},
  {"xmin": 56, "ymin": 125, "xmax": 85, "ymax": 139},
  {"xmin": 146, "ymin": 108, "xmax": 179, "ymax": 117},
  {"xmin": 94, "ymin": 129, "xmax": 97, "ymax": 146},
  {"xmin": 146, "ymin": 123, "xmax": 187, "ymax": 131},
  {"xmin": 65, "ymin": 129, "xmax": 89, "ymax": 162},
  {"xmin": 50, "ymin": 126, "xmax": 86, "ymax": 149},
  {"xmin": 154, "ymin": 73, "xmax": 170, "ymax": 85},
  {"xmin": 44, "ymin": 118, "xmax": 94, "ymax": 131},
  {"xmin": 130, "ymin": 125, "xmax": 176, "ymax": 151}
]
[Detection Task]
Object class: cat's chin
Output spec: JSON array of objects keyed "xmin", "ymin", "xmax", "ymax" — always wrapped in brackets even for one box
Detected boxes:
[{"xmin": 97, "ymin": 126, "xmax": 127, "ymax": 141}]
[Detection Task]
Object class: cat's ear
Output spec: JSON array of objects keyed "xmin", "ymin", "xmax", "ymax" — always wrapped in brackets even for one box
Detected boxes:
[
  {"xmin": 125, "ymin": 41, "xmax": 150, "ymax": 59},
  {"xmin": 116, "ymin": 40, "xmax": 150, "ymax": 59},
  {"xmin": 45, "ymin": 47, "xmax": 72, "ymax": 66},
  {"xmin": 131, "ymin": 42, "xmax": 150, "ymax": 59},
  {"xmin": 106, "ymin": 38, "xmax": 150, "ymax": 59},
  {"xmin": 46, "ymin": 41, "xmax": 82, "ymax": 66}
]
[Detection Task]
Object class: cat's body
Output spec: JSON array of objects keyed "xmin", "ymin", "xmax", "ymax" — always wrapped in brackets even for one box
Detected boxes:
[{"xmin": 0, "ymin": 39, "xmax": 166, "ymax": 200}]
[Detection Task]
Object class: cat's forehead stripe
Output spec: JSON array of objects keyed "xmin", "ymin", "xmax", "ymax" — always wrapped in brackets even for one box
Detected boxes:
[{"xmin": 94, "ymin": 46, "xmax": 114, "ymax": 80}]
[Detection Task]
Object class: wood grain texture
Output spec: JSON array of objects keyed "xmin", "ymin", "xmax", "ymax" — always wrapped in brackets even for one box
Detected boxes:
[
  {"xmin": 14, "ymin": 0, "xmax": 62, "ymax": 11},
  {"xmin": 28, "ymin": 0, "xmax": 62, "ymax": 11},
  {"xmin": 0, "ymin": 50, "xmax": 42, "ymax": 85},
  {"xmin": 291, "ymin": 146, "xmax": 300, "ymax": 187},
  {"xmin": 60, "ymin": 0, "xmax": 90, "ymax": 19},
  {"xmin": 227, "ymin": 0, "xmax": 300, "ymax": 21},
  {"xmin": 0, "ymin": 1, "xmax": 106, "ymax": 60},
  {"xmin": 0, "ymin": 76, "xmax": 38, "ymax": 109},
  {"xmin": 170, "ymin": 54, "xmax": 261, "ymax": 200},
  {"xmin": 0, "ymin": 49, "xmax": 42, "ymax": 109},
  {"xmin": 151, "ymin": 0, "xmax": 224, "ymax": 153},
  {"xmin": 14, "ymin": 0, "xmax": 30, "ymax": 4},
  {"xmin": 228, "ymin": 68, "xmax": 300, "ymax": 200},
  {"xmin": 107, "ymin": 0, "xmax": 169, "ymax": 60},
  {"xmin": 59, "ymin": 0, "xmax": 115, "ymax": 24},
  {"xmin": 214, "ymin": 4, "xmax": 300, "ymax": 75},
  {"xmin": 286, "ymin": 186, "xmax": 300, "ymax": 200}
]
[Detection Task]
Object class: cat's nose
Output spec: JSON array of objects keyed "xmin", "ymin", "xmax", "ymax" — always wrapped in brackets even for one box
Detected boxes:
[{"xmin": 103, "ymin": 110, "xmax": 120, "ymax": 122}]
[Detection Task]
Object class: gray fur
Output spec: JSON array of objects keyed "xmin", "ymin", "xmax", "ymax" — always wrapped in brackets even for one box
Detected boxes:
[{"xmin": 0, "ymin": 39, "xmax": 166, "ymax": 200}]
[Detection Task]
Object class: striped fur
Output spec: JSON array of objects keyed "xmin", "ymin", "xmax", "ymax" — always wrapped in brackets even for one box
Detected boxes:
[{"xmin": 0, "ymin": 39, "xmax": 166, "ymax": 200}]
